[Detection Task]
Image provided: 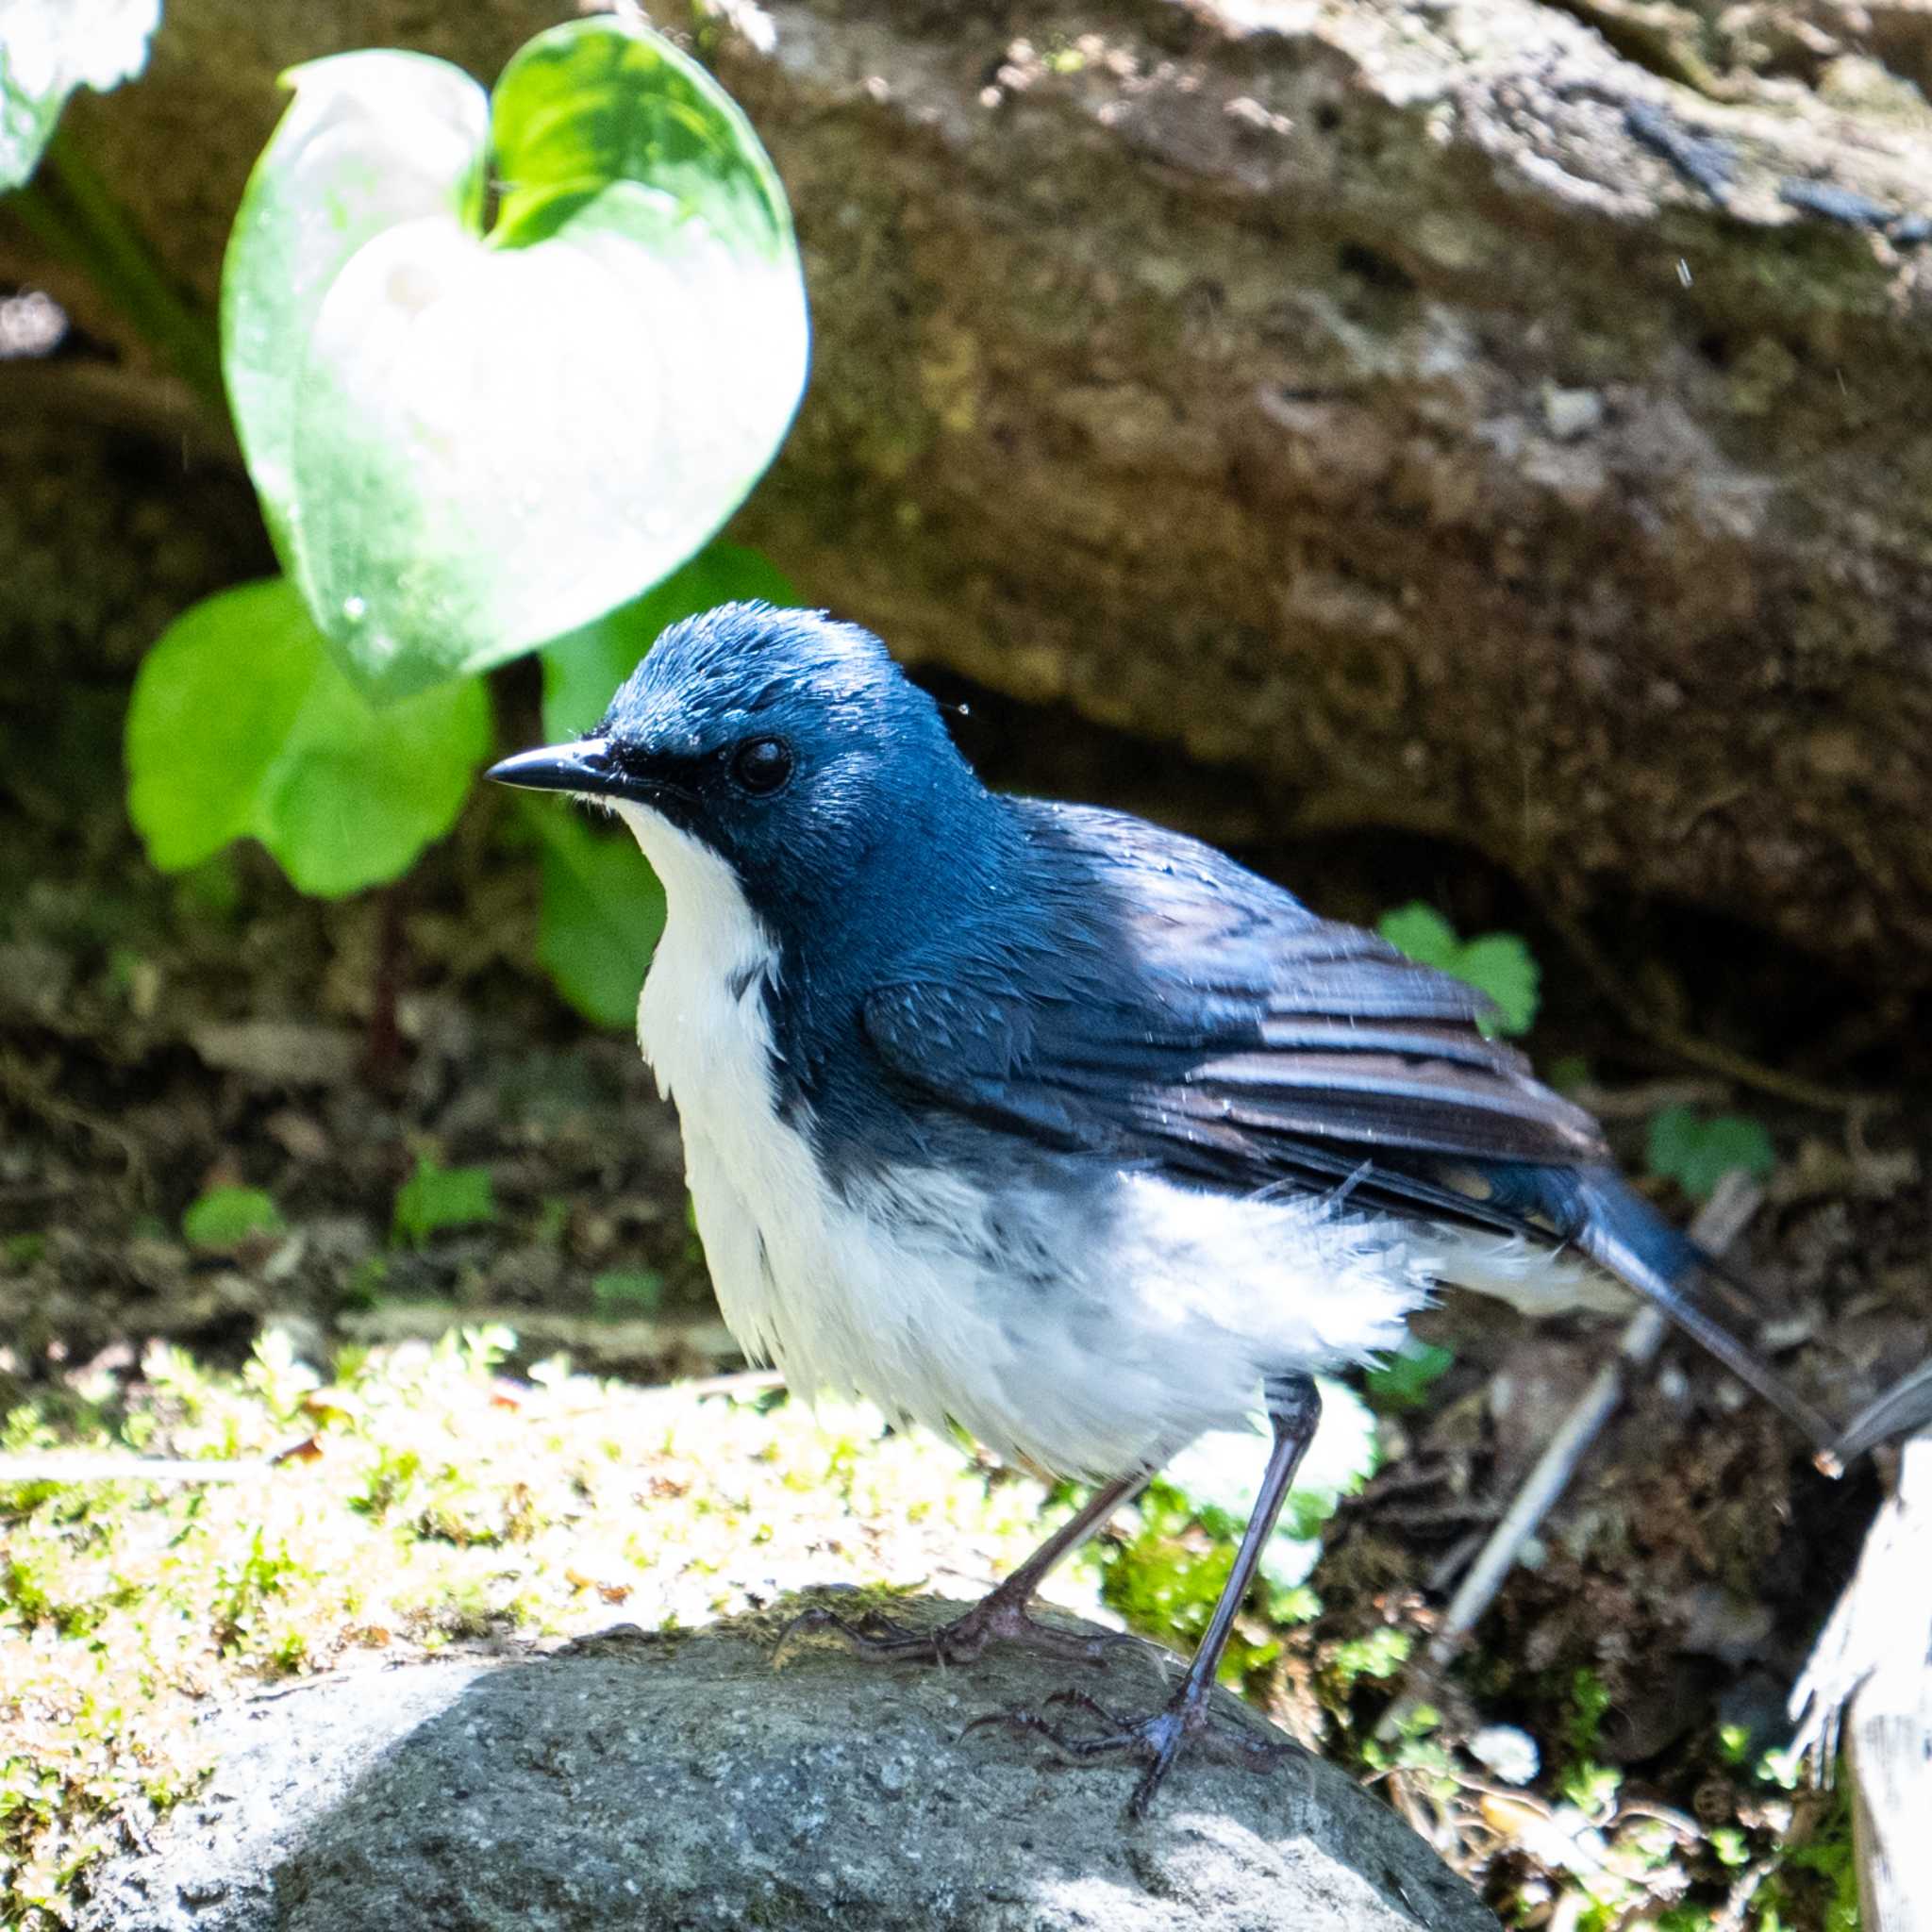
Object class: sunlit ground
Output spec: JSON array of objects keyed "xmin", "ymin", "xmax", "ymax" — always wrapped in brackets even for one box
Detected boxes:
[{"xmin": 1, "ymin": 1332, "xmax": 1854, "ymax": 1931}]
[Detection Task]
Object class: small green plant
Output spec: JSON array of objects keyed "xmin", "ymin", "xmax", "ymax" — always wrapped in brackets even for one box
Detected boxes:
[
  {"xmin": 208, "ymin": 1524, "xmax": 307, "ymax": 1655},
  {"xmin": 341, "ymin": 1256, "xmax": 391, "ymax": 1311},
  {"xmin": 1364, "ymin": 1339, "xmax": 1456, "ymax": 1412},
  {"xmin": 591, "ymin": 1270, "xmax": 665, "ymax": 1315},
  {"xmin": 1325, "ymin": 1624, "xmax": 1414, "ymax": 1697},
  {"xmin": 1377, "ymin": 903, "xmax": 1540, "ymax": 1035},
  {"xmin": 1358, "ymin": 1702, "xmax": 1458, "ymax": 1802},
  {"xmin": 180, "ymin": 1186, "xmax": 285, "ymax": 1251},
  {"xmin": 104, "ymin": 13, "xmax": 809, "ymax": 1025},
  {"xmin": 1558, "ymin": 1755, "xmax": 1622, "ymax": 1815},
  {"xmin": 1779, "ymin": 1781, "xmax": 1861, "ymax": 1932},
  {"xmin": 1645, "ymin": 1105, "xmax": 1775, "ymax": 1202},
  {"xmin": 391, "ymin": 1156, "xmax": 496, "ymax": 1247},
  {"xmin": 1100, "ymin": 1379, "xmax": 1378, "ymax": 1676},
  {"xmin": 1568, "ymin": 1665, "xmax": 1613, "ymax": 1755}
]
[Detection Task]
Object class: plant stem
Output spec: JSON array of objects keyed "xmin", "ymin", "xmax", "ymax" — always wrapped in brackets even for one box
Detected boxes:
[{"xmin": 11, "ymin": 129, "xmax": 225, "ymax": 419}]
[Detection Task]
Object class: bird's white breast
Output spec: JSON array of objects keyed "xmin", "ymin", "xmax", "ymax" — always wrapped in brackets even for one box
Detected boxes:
[{"xmin": 612, "ymin": 802, "xmax": 1608, "ymax": 1479}]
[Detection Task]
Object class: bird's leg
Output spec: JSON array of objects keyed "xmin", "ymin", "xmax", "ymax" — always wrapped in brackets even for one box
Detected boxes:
[
  {"xmin": 778, "ymin": 1471, "xmax": 1146, "ymax": 1667},
  {"xmin": 972, "ymin": 1372, "xmax": 1321, "ymax": 1818}
]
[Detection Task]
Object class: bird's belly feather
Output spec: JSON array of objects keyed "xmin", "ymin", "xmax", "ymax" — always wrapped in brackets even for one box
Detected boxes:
[{"xmin": 636, "ymin": 901, "xmax": 1424, "ymax": 1474}]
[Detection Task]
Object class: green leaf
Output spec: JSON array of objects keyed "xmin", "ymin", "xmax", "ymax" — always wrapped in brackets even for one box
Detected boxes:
[
  {"xmin": 527, "ymin": 803, "xmax": 666, "ymax": 1029},
  {"xmin": 540, "ymin": 541, "xmax": 799, "ymax": 742},
  {"xmin": 1710, "ymin": 1825, "xmax": 1750, "ymax": 1869},
  {"xmin": 391, "ymin": 1156, "xmax": 496, "ymax": 1247},
  {"xmin": 1545, "ymin": 1053, "xmax": 1592, "ymax": 1094},
  {"xmin": 1644, "ymin": 1105, "xmax": 1775, "ymax": 1202},
  {"xmin": 222, "ymin": 17, "xmax": 808, "ymax": 700},
  {"xmin": 1376, "ymin": 901, "xmax": 1541, "ymax": 1037},
  {"xmin": 591, "ymin": 1269, "xmax": 664, "ymax": 1313},
  {"xmin": 0, "ymin": 0, "xmax": 158, "ymax": 192},
  {"xmin": 1374, "ymin": 903, "xmax": 1457, "ymax": 966},
  {"xmin": 1364, "ymin": 1340, "xmax": 1456, "ymax": 1412},
  {"xmin": 125, "ymin": 578, "xmax": 491, "ymax": 896},
  {"xmin": 181, "ymin": 1186, "xmax": 285, "ymax": 1250},
  {"xmin": 1451, "ymin": 934, "xmax": 1539, "ymax": 1035}
]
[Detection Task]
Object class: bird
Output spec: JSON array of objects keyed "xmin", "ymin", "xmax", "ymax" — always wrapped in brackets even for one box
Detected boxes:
[{"xmin": 490, "ymin": 599, "xmax": 1851, "ymax": 1816}]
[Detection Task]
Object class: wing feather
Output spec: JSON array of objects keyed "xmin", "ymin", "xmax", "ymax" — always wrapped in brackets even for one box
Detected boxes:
[
  {"xmin": 862, "ymin": 801, "xmax": 1606, "ymax": 1195},
  {"xmin": 865, "ymin": 872, "xmax": 1599, "ymax": 1185}
]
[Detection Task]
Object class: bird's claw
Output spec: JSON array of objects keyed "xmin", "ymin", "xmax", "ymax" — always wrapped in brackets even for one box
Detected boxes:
[
  {"xmin": 773, "ymin": 1601, "xmax": 945, "ymax": 1666},
  {"xmin": 966, "ymin": 1684, "xmax": 1298, "ymax": 1817},
  {"xmin": 775, "ymin": 1595, "xmax": 1133, "ymax": 1669}
]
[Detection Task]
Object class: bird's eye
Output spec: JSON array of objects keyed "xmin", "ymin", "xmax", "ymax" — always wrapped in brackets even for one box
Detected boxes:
[{"xmin": 730, "ymin": 736, "xmax": 793, "ymax": 796}]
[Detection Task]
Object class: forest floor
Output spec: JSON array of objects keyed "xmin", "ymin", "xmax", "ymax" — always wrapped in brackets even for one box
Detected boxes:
[{"xmin": 4, "ymin": 465, "xmax": 1930, "ymax": 1927}]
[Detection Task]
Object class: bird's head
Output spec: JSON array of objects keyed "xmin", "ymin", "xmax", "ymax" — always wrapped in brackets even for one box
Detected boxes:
[{"xmin": 489, "ymin": 602, "xmax": 989, "ymax": 937}]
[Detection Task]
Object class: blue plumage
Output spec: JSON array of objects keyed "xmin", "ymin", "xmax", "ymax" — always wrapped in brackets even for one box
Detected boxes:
[
  {"xmin": 578, "ymin": 604, "xmax": 1835, "ymax": 1446},
  {"xmin": 489, "ymin": 598, "xmax": 1845, "ymax": 1812}
]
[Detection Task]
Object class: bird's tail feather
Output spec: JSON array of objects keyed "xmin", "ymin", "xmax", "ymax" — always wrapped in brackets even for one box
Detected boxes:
[{"xmin": 1557, "ymin": 1166, "xmax": 1840, "ymax": 1466}]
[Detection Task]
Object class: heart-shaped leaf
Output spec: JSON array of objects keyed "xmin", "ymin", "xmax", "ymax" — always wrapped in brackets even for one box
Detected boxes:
[
  {"xmin": 125, "ymin": 577, "xmax": 491, "ymax": 895},
  {"xmin": 0, "ymin": 0, "xmax": 158, "ymax": 191},
  {"xmin": 223, "ymin": 17, "xmax": 808, "ymax": 700},
  {"xmin": 221, "ymin": 51, "xmax": 490, "ymax": 578}
]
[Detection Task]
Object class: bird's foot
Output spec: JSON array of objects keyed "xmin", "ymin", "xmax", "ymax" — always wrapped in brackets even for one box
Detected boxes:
[
  {"xmin": 967, "ymin": 1684, "xmax": 1298, "ymax": 1819},
  {"xmin": 775, "ymin": 1591, "xmax": 1133, "ymax": 1669}
]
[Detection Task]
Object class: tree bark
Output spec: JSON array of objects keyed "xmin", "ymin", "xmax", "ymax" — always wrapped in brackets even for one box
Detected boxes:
[
  {"xmin": 1791, "ymin": 1434, "xmax": 1932, "ymax": 1932},
  {"xmin": 12, "ymin": 0, "xmax": 1932, "ymax": 979}
]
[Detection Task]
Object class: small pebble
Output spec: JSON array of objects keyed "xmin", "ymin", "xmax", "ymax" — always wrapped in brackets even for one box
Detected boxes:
[
  {"xmin": 1470, "ymin": 1724, "xmax": 1540, "ymax": 1786},
  {"xmin": 1541, "ymin": 386, "xmax": 1604, "ymax": 441}
]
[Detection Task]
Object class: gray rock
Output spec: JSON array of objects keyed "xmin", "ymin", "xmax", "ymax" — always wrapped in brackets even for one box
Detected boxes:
[{"xmin": 75, "ymin": 1600, "xmax": 1495, "ymax": 1931}]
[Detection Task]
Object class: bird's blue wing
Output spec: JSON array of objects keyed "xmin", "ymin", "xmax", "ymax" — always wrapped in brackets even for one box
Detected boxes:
[{"xmin": 862, "ymin": 802, "xmax": 1606, "ymax": 1177}]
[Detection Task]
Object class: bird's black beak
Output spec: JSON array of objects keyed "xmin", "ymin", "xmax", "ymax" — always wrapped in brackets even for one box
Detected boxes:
[{"xmin": 486, "ymin": 737, "xmax": 623, "ymax": 798}]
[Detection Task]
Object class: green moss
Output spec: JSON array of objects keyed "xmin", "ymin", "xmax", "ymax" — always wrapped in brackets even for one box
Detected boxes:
[
  {"xmin": 0, "ymin": 1340, "xmax": 1091, "ymax": 1925},
  {"xmin": 1770, "ymin": 1780, "xmax": 1861, "ymax": 1932},
  {"xmin": 1, "ymin": 1234, "xmax": 46, "ymax": 1272},
  {"xmin": 1568, "ymin": 1665, "xmax": 1612, "ymax": 1755},
  {"xmin": 1094, "ymin": 1478, "xmax": 1308, "ymax": 1688}
]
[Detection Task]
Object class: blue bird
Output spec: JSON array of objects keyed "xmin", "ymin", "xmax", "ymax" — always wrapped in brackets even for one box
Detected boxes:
[{"xmin": 491, "ymin": 601, "xmax": 1849, "ymax": 1815}]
